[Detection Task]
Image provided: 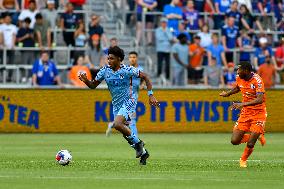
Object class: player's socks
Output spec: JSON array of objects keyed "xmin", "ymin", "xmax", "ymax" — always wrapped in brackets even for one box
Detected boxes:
[
  {"xmin": 106, "ymin": 122, "xmax": 114, "ymax": 137},
  {"xmin": 240, "ymin": 134, "xmax": 250, "ymax": 144},
  {"xmin": 129, "ymin": 118, "xmax": 138, "ymax": 137},
  {"xmin": 125, "ymin": 133, "xmax": 144, "ymax": 158},
  {"xmin": 126, "ymin": 132, "xmax": 140, "ymax": 144},
  {"xmin": 241, "ymin": 146, "xmax": 254, "ymax": 161},
  {"xmin": 258, "ymin": 134, "xmax": 266, "ymax": 146}
]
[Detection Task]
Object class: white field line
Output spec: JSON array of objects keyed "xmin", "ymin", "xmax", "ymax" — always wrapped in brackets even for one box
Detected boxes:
[{"xmin": 0, "ymin": 175, "xmax": 282, "ymax": 182}]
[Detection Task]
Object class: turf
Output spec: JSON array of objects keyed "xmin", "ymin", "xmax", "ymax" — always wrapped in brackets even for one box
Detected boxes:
[{"xmin": 0, "ymin": 133, "xmax": 283, "ymax": 189}]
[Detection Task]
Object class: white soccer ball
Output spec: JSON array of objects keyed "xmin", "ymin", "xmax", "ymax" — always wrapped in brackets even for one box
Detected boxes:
[{"xmin": 55, "ymin": 150, "xmax": 72, "ymax": 166}]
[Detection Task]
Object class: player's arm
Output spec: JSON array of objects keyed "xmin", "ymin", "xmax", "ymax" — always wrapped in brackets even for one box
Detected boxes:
[
  {"xmin": 139, "ymin": 71, "xmax": 160, "ymax": 107},
  {"xmin": 243, "ymin": 93, "xmax": 264, "ymax": 107},
  {"xmin": 219, "ymin": 85, "xmax": 240, "ymax": 97},
  {"xmin": 78, "ymin": 72, "xmax": 100, "ymax": 89},
  {"xmin": 231, "ymin": 92, "xmax": 264, "ymax": 110}
]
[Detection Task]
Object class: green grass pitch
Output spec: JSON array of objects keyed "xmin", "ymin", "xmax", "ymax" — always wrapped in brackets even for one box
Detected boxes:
[{"xmin": 0, "ymin": 133, "xmax": 283, "ymax": 189}]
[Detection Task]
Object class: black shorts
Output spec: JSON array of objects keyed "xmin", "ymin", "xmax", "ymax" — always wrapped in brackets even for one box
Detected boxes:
[
  {"xmin": 188, "ymin": 68, "xmax": 203, "ymax": 80},
  {"xmin": 137, "ymin": 13, "xmax": 154, "ymax": 22}
]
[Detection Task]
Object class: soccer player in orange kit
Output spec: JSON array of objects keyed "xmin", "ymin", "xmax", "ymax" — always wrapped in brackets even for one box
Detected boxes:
[{"xmin": 220, "ymin": 62, "xmax": 266, "ymax": 168}]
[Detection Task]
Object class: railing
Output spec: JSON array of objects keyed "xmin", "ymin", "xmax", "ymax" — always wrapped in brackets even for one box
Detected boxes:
[
  {"xmin": 0, "ymin": 46, "xmax": 88, "ymax": 84},
  {"xmin": 116, "ymin": 19, "xmax": 125, "ymax": 35},
  {"xmin": 104, "ymin": 1, "xmax": 114, "ymax": 21}
]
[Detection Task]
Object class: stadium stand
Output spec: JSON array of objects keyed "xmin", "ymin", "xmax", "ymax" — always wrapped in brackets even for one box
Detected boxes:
[{"xmin": 0, "ymin": 0, "xmax": 283, "ymax": 88}]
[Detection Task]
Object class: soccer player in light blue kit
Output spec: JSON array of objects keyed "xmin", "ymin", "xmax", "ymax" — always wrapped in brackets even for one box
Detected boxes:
[
  {"xmin": 105, "ymin": 51, "xmax": 149, "ymax": 164},
  {"xmin": 79, "ymin": 46, "xmax": 159, "ymax": 165},
  {"xmin": 106, "ymin": 51, "xmax": 143, "ymax": 137}
]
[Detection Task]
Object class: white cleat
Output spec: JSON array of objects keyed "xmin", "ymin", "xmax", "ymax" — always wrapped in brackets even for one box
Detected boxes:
[{"xmin": 106, "ymin": 122, "xmax": 114, "ymax": 137}]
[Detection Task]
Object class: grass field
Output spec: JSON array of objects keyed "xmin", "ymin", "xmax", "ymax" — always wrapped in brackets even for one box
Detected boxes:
[{"xmin": 0, "ymin": 133, "xmax": 283, "ymax": 189}]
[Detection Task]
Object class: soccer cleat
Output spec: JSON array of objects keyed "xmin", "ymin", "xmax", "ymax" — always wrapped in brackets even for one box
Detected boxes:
[
  {"xmin": 258, "ymin": 134, "xmax": 266, "ymax": 146},
  {"xmin": 106, "ymin": 122, "xmax": 114, "ymax": 137},
  {"xmin": 135, "ymin": 141, "xmax": 144, "ymax": 158},
  {"xmin": 140, "ymin": 149, "xmax": 150, "ymax": 165},
  {"xmin": 240, "ymin": 158, "xmax": 247, "ymax": 168}
]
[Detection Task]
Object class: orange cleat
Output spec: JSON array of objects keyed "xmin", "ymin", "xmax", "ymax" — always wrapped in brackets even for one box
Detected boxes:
[
  {"xmin": 240, "ymin": 158, "xmax": 247, "ymax": 168},
  {"xmin": 258, "ymin": 134, "xmax": 266, "ymax": 146}
]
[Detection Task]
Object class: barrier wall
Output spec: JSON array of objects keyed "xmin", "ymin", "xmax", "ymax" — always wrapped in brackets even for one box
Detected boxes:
[{"xmin": 0, "ymin": 89, "xmax": 283, "ymax": 133}]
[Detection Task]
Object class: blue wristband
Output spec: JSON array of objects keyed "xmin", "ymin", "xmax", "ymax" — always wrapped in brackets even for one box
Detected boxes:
[{"xmin": 147, "ymin": 90, "xmax": 153, "ymax": 96}]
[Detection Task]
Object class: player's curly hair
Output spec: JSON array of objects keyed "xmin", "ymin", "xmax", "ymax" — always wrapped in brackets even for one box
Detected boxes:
[
  {"xmin": 239, "ymin": 61, "xmax": 252, "ymax": 72},
  {"xmin": 108, "ymin": 46, "xmax": 125, "ymax": 62}
]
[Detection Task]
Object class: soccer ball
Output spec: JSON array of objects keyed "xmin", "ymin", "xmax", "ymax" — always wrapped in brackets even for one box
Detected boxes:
[{"xmin": 55, "ymin": 150, "xmax": 72, "ymax": 166}]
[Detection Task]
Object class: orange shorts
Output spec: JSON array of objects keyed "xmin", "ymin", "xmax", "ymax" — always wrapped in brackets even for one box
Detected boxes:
[{"xmin": 233, "ymin": 108, "xmax": 267, "ymax": 134}]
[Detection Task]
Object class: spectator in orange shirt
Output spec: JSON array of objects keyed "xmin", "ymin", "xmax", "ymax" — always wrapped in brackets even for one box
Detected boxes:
[
  {"xmin": 257, "ymin": 56, "xmax": 276, "ymax": 89},
  {"xmin": 188, "ymin": 35, "xmax": 205, "ymax": 84},
  {"xmin": 69, "ymin": 55, "xmax": 91, "ymax": 87},
  {"xmin": 275, "ymin": 37, "xmax": 284, "ymax": 83}
]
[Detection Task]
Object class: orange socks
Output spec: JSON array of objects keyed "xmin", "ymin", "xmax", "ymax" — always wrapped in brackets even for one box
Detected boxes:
[
  {"xmin": 241, "ymin": 146, "xmax": 254, "ymax": 161},
  {"xmin": 240, "ymin": 134, "xmax": 250, "ymax": 144}
]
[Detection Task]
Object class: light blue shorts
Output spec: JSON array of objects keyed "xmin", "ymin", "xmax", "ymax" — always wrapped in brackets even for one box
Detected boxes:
[{"xmin": 113, "ymin": 99, "xmax": 137, "ymax": 121}]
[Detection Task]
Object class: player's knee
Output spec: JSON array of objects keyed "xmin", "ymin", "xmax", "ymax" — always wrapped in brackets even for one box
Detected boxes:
[
  {"xmin": 112, "ymin": 122, "xmax": 122, "ymax": 130},
  {"xmin": 247, "ymin": 142, "xmax": 255, "ymax": 148},
  {"xmin": 231, "ymin": 139, "xmax": 240, "ymax": 145}
]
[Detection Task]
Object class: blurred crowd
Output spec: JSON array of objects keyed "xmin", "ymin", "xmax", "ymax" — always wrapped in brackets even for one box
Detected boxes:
[
  {"xmin": 127, "ymin": 0, "xmax": 284, "ymax": 88},
  {"xmin": 0, "ymin": 0, "xmax": 284, "ymax": 89}
]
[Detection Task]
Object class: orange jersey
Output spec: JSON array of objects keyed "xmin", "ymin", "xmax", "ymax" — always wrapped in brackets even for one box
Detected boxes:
[
  {"xmin": 69, "ymin": 65, "xmax": 91, "ymax": 87},
  {"xmin": 236, "ymin": 73, "xmax": 266, "ymax": 111}
]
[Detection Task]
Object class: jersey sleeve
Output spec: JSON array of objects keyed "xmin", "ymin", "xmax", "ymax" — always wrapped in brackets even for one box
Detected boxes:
[
  {"xmin": 95, "ymin": 67, "xmax": 106, "ymax": 82},
  {"xmin": 254, "ymin": 76, "xmax": 265, "ymax": 94}
]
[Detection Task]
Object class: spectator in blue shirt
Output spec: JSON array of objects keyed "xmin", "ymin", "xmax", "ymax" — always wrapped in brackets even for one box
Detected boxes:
[
  {"xmin": 225, "ymin": 1, "xmax": 242, "ymax": 28},
  {"xmin": 257, "ymin": 0, "xmax": 275, "ymax": 30},
  {"xmin": 136, "ymin": 0, "xmax": 158, "ymax": 45},
  {"xmin": 207, "ymin": 33, "xmax": 228, "ymax": 68},
  {"xmin": 214, "ymin": 0, "xmax": 231, "ymax": 29},
  {"xmin": 88, "ymin": 14, "xmax": 108, "ymax": 47},
  {"xmin": 60, "ymin": 2, "xmax": 82, "ymax": 47},
  {"xmin": 253, "ymin": 37, "xmax": 277, "ymax": 70},
  {"xmin": 32, "ymin": 51, "xmax": 62, "ymax": 86},
  {"xmin": 182, "ymin": 0, "xmax": 202, "ymax": 30},
  {"xmin": 221, "ymin": 16, "xmax": 241, "ymax": 62},
  {"xmin": 16, "ymin": 17, "xmax": 35, "ymax": 66},
  {"xmin": 163, "ymin": 0, "xmax": 183, "ymax": 33},
  {"xmin": 155, "ymin": 17, "xmax": 173, "ymax": 79},
  {"xmin": 224, "ymin": 62, "xmax": 236, "ymax": 87},
  {"xmin": 239, "ymin": 29, "xmax": 254, "ymax": 62}
]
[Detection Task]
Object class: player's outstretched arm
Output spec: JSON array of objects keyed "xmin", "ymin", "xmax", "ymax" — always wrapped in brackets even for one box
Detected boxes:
[
  {"xmin": 78, "ymin": 72, "xmax": 100, "ymax": 89},
  {"xmin": 219, "ymin": 85, "xmax": 240, "ymax": 97},
  {"xmin": 139, "ymin": 72, "xmax": 160, "ymax": 108}
]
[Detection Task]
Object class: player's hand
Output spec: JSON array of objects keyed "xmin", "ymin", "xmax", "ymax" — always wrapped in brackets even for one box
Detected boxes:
[
  {"xmin": 78, "ymin": 72, "xmax": 88, "ymax": 83},
  {"xmin": 149, "ymin": 95, "xmax": 160, "ymax": 108},
  {"xmin": 231, "ymin": 102, "xmax": 244, "ymax": 110},
  {"xmin": 219, "ymin": 91, "xmax": 230, "ymax": 97}
]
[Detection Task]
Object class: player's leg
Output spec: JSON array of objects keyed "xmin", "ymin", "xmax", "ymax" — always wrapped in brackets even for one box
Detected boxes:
[
  {"xmin": 113, "ymin": 115, "xmax": 144, "ymax": 158},
  {"xmin": 231, "ymin": 128, "xmax": 246, "ymax": 145},
  {"xmin": 240, "ymin": 132, "xmax": 260, "ymax": 168},
  {"xmin": 128, "ymin": 113, "xmax": 149, "ymax": 165},
  {"xmin": 129, "ymin": 113, "xmax": 138, "ymax": 137}
]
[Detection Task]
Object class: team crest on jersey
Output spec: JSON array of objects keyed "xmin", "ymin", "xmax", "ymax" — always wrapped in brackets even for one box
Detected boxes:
[
  {"xmin": 106, "ymin": 74, "xmax": 110, "ymax": 78},
  {"xmin": 258, "ymin": 83, "xmax": 262, "ymax": 88},
  {"xmin": 119, "ymin": 74, "xmax": 124, "ymax": 79},
  {"xmin": 250, "ymin": 84, "xmax": 255, "ymax": 89}
]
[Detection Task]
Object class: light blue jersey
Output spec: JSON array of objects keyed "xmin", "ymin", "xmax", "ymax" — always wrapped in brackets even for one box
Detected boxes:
[
  {"xmin": 129, "ymin": 66, "xmax": 143, "ymax": 137},
  {"xmin": 95, "ymin": 64, "xmax": 140, "ymax": 119},
  {"xmin": 131, "ymin": 66, "xmax": 143, "ymax": 101}
]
